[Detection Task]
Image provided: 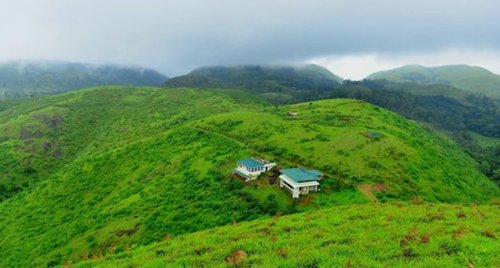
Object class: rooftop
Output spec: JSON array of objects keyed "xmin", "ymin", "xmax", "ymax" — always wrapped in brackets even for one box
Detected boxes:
[
  {"xmin": 238, "ymin": 158, "xmax": 264, "ymax": 168},
  {"xmin": 281, "ymin": 168, "xmax": 322, "ymax": 182}
]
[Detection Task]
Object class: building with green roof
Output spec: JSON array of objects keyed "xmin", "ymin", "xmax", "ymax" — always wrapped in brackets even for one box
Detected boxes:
[{"xmin": 279, "ymin": 168, "xmax": 323, "ymax": 198}]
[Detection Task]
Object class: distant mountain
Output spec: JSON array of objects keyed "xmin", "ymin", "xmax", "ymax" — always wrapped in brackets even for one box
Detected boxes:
[
  {"xmin": 367, "ymin": 64, "xmax": 500, "ymax": 98},
  {"xmin": 0, "ymin": 60, "xmax": 168, "ymax": 99},
  {"xmin": 164, "ymin": 64, "xmax": 343, "ymax": 103}
]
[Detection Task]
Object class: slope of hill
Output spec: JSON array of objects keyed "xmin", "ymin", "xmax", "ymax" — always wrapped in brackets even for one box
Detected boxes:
[
  {"xmin": 0, "ymin": 61, "xmax": 168, "ymax": 99},
  {"xmin": 78, "ymin": 202, "xmax": 500, "ymax": 267},
  {"xmin": 0, "ymin": 87, "xmax": 257, "ymax": 199},
  {"xmin": 194, "ymin": 99, "xmax": 497, "ymax": 202},
  {"xmin": 367, "ymin": 64, "xmax": 500, "ymax": 98},
  {"xmin": 324, "ymin": 80, "xmax": 500, "ymax": 184},
  {"xmin": 0, "ymin": 87, "xmax": 497, "ymax": 267},
  {"xmin": 164, "ymin": 64, "xmax": 343, "ymax": 103},
  {"xmin": 164, "ymin": 64, "xmax": 499, "ymax": 138}
]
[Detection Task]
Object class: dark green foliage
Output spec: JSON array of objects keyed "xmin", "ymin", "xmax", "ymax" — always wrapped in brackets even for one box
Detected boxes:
[
  {"xmin": 456, "ymin": 133, "xmax": 500, "ymax": 185},
  {"xmin": 164, "ymin": 64, "xmax": 342, "ymax": 104},
  {"xmin": 336, "ymin": 81, "xmax": 499, "ymax": 138},
  {"xmin": 263, "ymin": 194, "xmax": 280, "ymax": 215}
]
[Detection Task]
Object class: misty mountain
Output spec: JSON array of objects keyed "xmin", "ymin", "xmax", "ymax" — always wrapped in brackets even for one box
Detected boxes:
[
  {"xmin": 0, "ymin": 61, "xmax": 168, "ymax": 99},
  {"xmin": 366, "ymin": 64, "xmax": 500, "ymax": 98},
  {"xmin": 164, "ymin": 64, "xmax": 343, "ymax": 103}
]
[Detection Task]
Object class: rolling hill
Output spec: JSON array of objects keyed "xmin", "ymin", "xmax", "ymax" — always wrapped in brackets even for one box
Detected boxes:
[
  {"xmin": 165, "ymin": 64, "xmax": 500, "ymax": 183},
  {"xmin": 163, "ymin": 64, "xmax": 499, "ymax": 138},
  {"xmin": 78, "ymin": 202, "xmax": 500, "ymax": 268},
  {"xmin": 164, "ymin": 64, "xmax": 343, "ymax": 104},
  {"xmin": 367, "ymin": 64, "xmax": 500, "ymax": 98},
  {"xmin": 0, "ymin": 60, "xmax": 168, "ymax": 99},
  {"xmin": 0, "ymin": 86, "xmax": 497, "ymax": 267}
]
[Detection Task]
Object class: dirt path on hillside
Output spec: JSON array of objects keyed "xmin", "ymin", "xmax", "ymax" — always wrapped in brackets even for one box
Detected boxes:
[{"xmin": 358, "ymin": 184, "xmax": 378, "ymax": 204}]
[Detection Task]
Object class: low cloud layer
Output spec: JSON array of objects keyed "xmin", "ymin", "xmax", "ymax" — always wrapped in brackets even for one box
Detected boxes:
[{"xmin": 1, "ymin": 0, "xmax": 499, "ymax": 78}]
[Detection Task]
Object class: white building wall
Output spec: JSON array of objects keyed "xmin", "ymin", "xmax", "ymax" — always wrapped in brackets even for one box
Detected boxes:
[{"xmin": 279, "ymin": 175, "xmax": 319, "ymax": 198}]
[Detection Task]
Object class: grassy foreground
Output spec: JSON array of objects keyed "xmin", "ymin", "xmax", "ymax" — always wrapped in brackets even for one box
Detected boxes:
[{"xmin": 78, "ymin": 202, "xmax": 500, "ymax": 267}]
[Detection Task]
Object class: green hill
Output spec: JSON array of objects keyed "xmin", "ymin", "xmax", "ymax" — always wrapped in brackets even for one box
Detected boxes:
[
  {"xmin": 164, "ymin": 64, "xmax": 343, "ymax": 104},
  {"xmin": 0, "ymin": 60, "xmax": 168, "ymax": 99},
  {"xmin": 367, "ymin": 64, "xmax": 500, "ymax": 98},
  {"xmin": 78, "ymin": 202, "xmax": 500, "ymax": 268},
  {"xmin": 327, "ymin": 81, "xmax": 500, "ymax": 184},
  {"xmin": 0, "ymin": 87, "xmax": 254, "ymax": 199},
  {"xmin": 0, "ymin": 87, "xmax": 497, "ymax": 267}
]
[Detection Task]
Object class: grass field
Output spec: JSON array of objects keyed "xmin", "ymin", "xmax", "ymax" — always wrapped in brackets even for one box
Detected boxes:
[
  {"xmin": 193, "ymin": 99, "xmax": 497, "ymax": 203},
  {"xmin": 78, "ymin": 202, "xmax": 500, "ymax": 268}
]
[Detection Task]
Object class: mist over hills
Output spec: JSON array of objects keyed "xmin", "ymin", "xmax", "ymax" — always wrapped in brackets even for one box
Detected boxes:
[{"xmin": 0, "ymin": 60, "xmax": 168, "ymax": 99}]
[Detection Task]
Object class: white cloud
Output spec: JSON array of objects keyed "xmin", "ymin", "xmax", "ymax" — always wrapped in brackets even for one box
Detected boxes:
[
  {"xmin": 0, "ymin": 1, "xmax": 499, "ymax": 75},
  {"xmin": 309, "ymin": 49, "xmax": 500, "ymax": 80}
]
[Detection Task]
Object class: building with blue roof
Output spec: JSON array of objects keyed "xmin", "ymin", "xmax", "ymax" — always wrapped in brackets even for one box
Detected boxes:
[
  {"xmin": 233, "ymin": 158, "xmax": 276, "ymax": 181},
  {"xmin": 279, "ymin": 168, "xmax": 323, "ymax": 198}
]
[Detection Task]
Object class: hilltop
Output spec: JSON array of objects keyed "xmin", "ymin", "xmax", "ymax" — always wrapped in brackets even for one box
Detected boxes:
[
  {"xmin": 0, "ymin": 86, "xmax": 497, "ymax": 267},
  {"xmin": 164, "ymin": 64, "xmax": 343, "ymax": 104},
  {"xmin": 367, "ymin": 64, "xmax": 500, "ymax": 98},
  {"xmin": 0, "ymin": 60, "xmax": 168, "ymax": 99},
  {"xmin": 163, "ymin": 64, "xmax": 499, "ymax": 138},
  {"xmin": 161, "ymin": 63, "xmax": 500, "ymax": 183},
  {"xmin": 78, "ymin": 202, "xmax": 500, "ymax": 268}
]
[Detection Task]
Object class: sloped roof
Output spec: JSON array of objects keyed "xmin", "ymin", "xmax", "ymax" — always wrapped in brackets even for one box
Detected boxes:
[
  {"xmin": 281, "ymin": 168, "xmax": 322, "ymax": 182},
  {"xmin": 238, "ymin": 158, "xmax": 264, "ymax": 168}
]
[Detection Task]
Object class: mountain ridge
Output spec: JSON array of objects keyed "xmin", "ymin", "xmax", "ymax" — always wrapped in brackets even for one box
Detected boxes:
[
  {"xmin": 366, "ymin": 64, "xmax": 500, "ymax": 98},
  {"xmin": 0, "ymin": 60, "xmax": 168, "ymax": 99},
  {"xmin": 164, "ymin": 64, "xmax": 343, "ymax": 103}
]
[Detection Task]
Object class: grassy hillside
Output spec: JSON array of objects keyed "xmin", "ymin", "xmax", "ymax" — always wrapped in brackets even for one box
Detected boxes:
[
  {"xmin": 0, "ymin": 87, "xmax": 254, "ymax": 200},
  {"xmin": 367, "ymin": 64, "xmax": 500, "ymax": 98},
  {"xmin": 0, "ymin": 60, "xmax": 167, "ymax": 99},
  {"xmin": 164, "ymin": 64, "xmax": 342, "ymax": 104},
  {"xmin": 0, "ymin": 87, "xmax": 497, "ymax": 267},
  {"xmin": 78, "ymin": 202, "xmax": 500, "ymax": 267},
  {"xmin": 193, "ymin": 99, "xmax": 497, "ymax": 202}
]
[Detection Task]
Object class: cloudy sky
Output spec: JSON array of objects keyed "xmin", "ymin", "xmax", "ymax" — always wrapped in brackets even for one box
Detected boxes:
[{"xmin": 1, "ymin": 0, "xmax": 499, "ymax": 79}]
